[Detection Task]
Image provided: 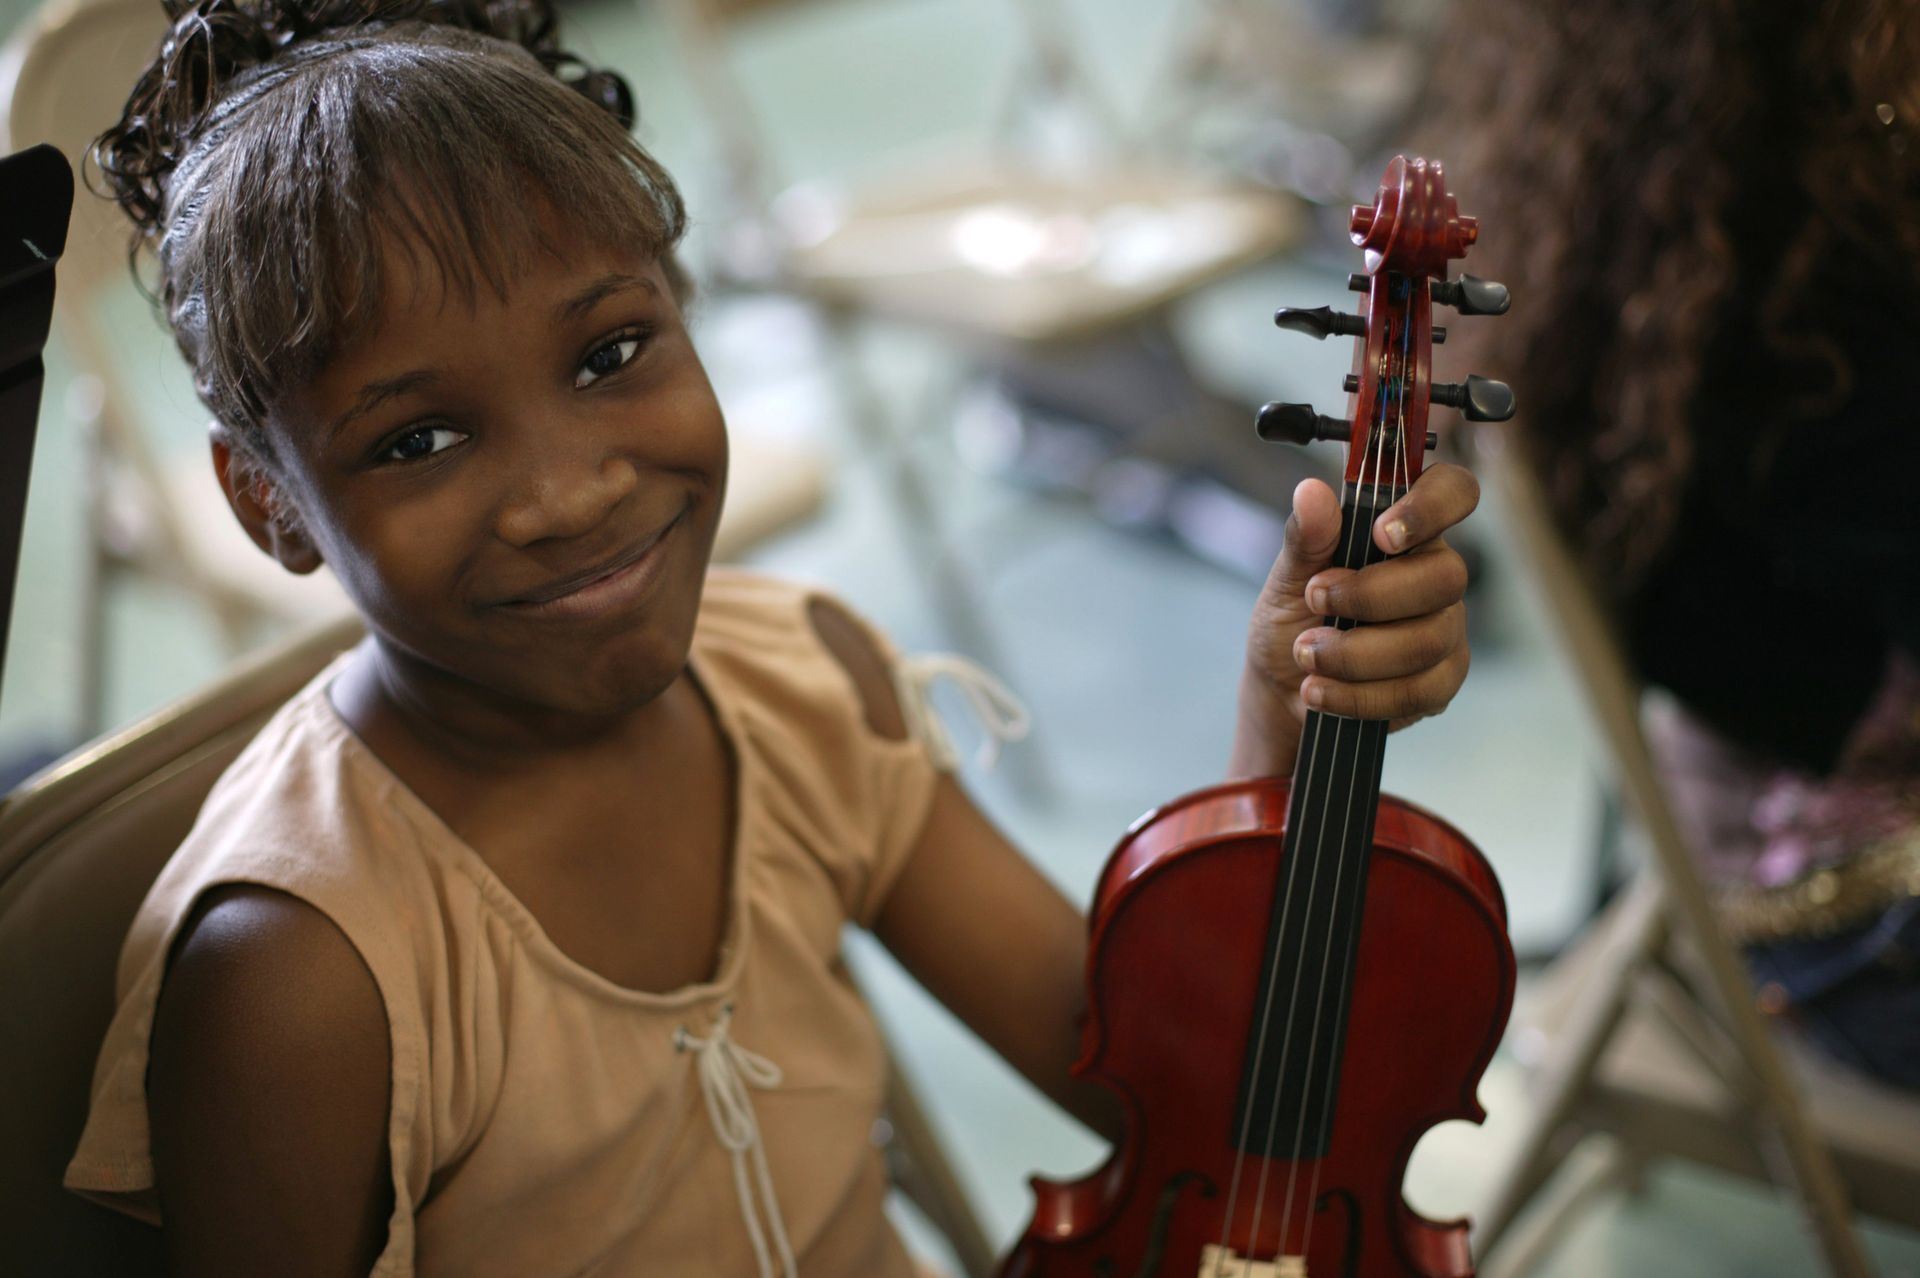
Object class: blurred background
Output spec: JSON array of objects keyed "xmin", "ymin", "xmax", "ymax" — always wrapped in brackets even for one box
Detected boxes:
[{"xmin": 2, "ymin": 0, "xmax": 1917, "ymax": 1274}]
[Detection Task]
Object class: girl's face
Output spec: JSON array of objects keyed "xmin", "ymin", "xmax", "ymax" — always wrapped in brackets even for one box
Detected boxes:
[{"xmin": 258, "ymin": 230, "xmax": 728, "ymax": 722}]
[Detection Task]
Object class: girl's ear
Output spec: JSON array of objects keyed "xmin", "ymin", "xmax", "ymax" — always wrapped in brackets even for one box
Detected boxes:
[{"xmin": 209, "ymin": 423, "xmax": 324, "ymax": 575}]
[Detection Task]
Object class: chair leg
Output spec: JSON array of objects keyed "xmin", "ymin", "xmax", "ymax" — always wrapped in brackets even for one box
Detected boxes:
[
  {"xmin": 821, "ymin": 308, "xmax": 1003, "ymax": 656},
  {"xmin": 1473, "ymin": 875, "xmax": 1665, "ymax": 1259},
  {"xmin": 1630, "ymin": 825, "xmax": 1875, "ymax": 1275},
  {"xmin": 1479, "ymin": 1135, "xmax": 1638, "ymax": 1278},
  {"xmin": 77, "ymin": 402, "xmax": 115, "ymax": 740},
  {"xmin": 77, "ymin": 549, "xmax": 112, "ymax": 740},
  {"xmin": 1685, "ymin": 954, "xmax": 1874, "ymax": 1276},
  {"xmin": 884, "ymin": 1063, "xmax": 998, "ymax": 1278}
]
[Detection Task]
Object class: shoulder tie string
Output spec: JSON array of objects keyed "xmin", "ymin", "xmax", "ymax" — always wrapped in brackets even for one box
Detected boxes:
[
  {"xmin": 891, "ymin": 653, "xmax": 1032, "ymax": 772},
  {"xmin": 673, "ymin": 1005, "xmax": 797, "ymax": 1278}
]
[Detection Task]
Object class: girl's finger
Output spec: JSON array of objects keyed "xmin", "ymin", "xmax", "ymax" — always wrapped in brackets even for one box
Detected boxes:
[
  {"xmin": 1306, "ymin": 540, "xmax": 1469, "ymax": 624},
  {"xmin": 1256, "ymin": 478, "xmax": 1344, "ymax": 616},
  {"xmin": 1293, "ymin": 605, "xmax": 1465, "ymax": 682},
  {"xmin": 1372, "ymin": 462, "xmax": 1481, "ymax": 553},
  {"xmin": 1301, "ymin": 646, "xmax": 1470, "ymax": 721}
]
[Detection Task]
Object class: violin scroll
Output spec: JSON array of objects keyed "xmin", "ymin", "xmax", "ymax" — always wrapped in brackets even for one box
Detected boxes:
[{"xmin": 1259, "ymin": 155, "xmax": 1515, "ymax": 491}]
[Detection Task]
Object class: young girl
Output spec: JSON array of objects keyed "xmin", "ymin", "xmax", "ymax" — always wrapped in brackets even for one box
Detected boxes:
[{"xmin": 62, "ymin": 1, "xmax": 1479, "ymax": 1272}]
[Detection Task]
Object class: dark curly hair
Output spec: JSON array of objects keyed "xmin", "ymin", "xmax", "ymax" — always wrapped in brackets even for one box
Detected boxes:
[
  {"xmin": 92, "ymin": 0, "xmax": 687, "ymax": 468},
  {"xmin": 1426, "ymin": 0, "xmax": 1920, "ymax": 594}
]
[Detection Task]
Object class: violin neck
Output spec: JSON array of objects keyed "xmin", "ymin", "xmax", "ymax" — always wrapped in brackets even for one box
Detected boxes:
[{"xmin": 1231, "ymin": 481, "xmax": 1403, "ymax": 1160}]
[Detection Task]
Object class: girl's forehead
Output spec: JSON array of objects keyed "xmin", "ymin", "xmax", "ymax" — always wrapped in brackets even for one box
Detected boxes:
[{"xmin": 349, "ymin": 196, "xmax": 668, "ymax": 339}]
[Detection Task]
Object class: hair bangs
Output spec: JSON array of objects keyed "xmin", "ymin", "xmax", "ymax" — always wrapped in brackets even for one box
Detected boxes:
[{"xmin": 162, "ymin": 23, "xmax": 686, "ymax": 460}]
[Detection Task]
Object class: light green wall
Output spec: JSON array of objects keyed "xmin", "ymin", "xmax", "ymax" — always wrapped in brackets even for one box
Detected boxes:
[{"xmin": 1, "ymin": 0, "xmax": 41, "ymax": 45}]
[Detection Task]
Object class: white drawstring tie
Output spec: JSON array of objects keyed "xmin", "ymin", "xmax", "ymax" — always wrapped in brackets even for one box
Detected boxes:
[
  {"xmin": 892, "ymin": 653, "xmax": 1032, "ymax": 772},
  {"xmin": 674, "ymin": 1005, "xmax": 797, "ymax": 1278}
]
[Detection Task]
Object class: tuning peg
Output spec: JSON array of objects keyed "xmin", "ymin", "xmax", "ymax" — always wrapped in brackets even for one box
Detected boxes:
[
  {"xmin": 1347, "ymin": 272, "xmax": 1368, "ymax": 293},
  {"xmin": 1430, "ymin": 275, "xmax": 1511, "ymax": 316},
  {"xmin": 1430, "ymin": 375, "xmax": 1516, "ymax": 422},
  {"xmin": 1343, "ymin": 374, "xmax": 1360, "ymax": 393},
  {"xmin": 1432, "ymin": 325, "xmax": 1447, "ymax": 345},
  {"xmin": 1274, "ymin": 306, "xmax": 1365, "ymax": 340},
  {"xmin": 1256, "ymin": 401, "xmax": 1349, "ymax": 445}
]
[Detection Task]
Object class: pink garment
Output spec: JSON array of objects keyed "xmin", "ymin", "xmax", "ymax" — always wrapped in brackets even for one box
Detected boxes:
[{"xmin": 1644, "ymin": 653, "xmax": 1920, "ymax": 888}]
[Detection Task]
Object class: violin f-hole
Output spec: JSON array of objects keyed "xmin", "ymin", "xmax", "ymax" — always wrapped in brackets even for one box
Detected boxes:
[
  {"xmin": 1315, "ymin": 1186, "xmax": 1363, "ymax": 1278},
  {"xmin": 1092, "ymin": 1170, "xmax": 1217, "ymax": 1278}
]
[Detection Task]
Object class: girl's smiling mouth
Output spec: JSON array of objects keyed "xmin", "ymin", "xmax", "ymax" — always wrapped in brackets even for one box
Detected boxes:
[{"xmin": 497, "ymin": 506, "xmax": 686, "ymax": 621}]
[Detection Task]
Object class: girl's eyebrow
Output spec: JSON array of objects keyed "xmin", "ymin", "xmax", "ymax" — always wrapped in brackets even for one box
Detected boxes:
[
  {"xmin": 327, "ymin": 369, "xmax": 439, "ymax": 444},
  {"xmin": 556, "ymin": 271, "xmax": 658, "ymax": 325}
]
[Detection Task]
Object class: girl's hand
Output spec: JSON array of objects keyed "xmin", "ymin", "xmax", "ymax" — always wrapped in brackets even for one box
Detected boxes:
[{"xmin": 1228, "ymin": 464, "xmax": 1479, "ymax": 778}]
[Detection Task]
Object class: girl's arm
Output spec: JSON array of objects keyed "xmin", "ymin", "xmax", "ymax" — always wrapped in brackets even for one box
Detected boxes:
[
  {"xmin": 873, "ymin": 776, "xmax": 1122, "ymax": 1141},
  {"xmin": 148, "ymin": 886, "xmax": 393, "ymax": 1276},
  {"xmin": 868, "ymin": 466, "xmax": 1478, "ymax": 1135}
]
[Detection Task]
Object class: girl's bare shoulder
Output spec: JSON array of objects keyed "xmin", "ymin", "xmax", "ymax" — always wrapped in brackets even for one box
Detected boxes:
[{"xmin": 149, "ymin": 884, "xmax": 392, "ymax": 1274}]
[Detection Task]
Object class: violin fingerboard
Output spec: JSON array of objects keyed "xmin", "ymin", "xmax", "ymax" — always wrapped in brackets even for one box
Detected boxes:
[{"xmin": 1231, "ymin": 487, "xmax": 1397, "ymax": 1160}]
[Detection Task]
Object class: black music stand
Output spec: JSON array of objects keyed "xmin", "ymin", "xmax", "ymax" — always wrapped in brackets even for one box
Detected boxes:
[{"xmin": 0, "ymin": 145, "xmax": 74, "ymax": 698}]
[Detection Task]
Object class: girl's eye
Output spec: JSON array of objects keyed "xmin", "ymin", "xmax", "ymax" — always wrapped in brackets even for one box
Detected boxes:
[
  {"xmin": 381, "ymin": 426, "xmax": 467, "ymax": 464},
  {"xmin": 574, "ymin": 331, "xmax": 646, "ymax": 389}
]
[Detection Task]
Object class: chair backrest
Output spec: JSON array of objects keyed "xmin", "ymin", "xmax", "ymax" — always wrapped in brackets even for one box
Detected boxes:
[{"xmin": 0, "ymin": 615, "xmax": 362, "ymax": 1276}]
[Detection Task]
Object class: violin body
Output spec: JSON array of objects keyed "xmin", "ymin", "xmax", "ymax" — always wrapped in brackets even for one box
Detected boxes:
[
  {"xmin": 1000, "ymin": 778, "xmax": 1514, "ymax": 1278},
  {"xmin": 1000, "ymin": 157, "xmax": 1519, "ymax": 1278}
]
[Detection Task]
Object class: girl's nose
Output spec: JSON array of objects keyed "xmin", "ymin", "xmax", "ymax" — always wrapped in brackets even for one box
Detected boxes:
[{"xmin": 494, "ymin": 452, "xmax": 640, "ymax": 547}]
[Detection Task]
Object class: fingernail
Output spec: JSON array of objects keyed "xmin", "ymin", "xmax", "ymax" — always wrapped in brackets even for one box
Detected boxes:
[
  {"xmin": 1308, "ymin": 583, "xmax": 1329, "ymax": 612},
  {"xmin": 1304, "ymin": 680, "xmax": 1325, "ymax": 708},
  {"xmin": 1294, "ymin": 638, "xmax": 1316, "ymax": 671},
  {"xmin": 1385, "ymin": 520, "xmax": 1410, "ymax": 551}
]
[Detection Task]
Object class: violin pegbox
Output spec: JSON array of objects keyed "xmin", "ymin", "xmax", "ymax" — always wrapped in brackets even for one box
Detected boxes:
[{"xmin": 1256, "ymin": 155, "xmax": 1514, "ymax": 495}]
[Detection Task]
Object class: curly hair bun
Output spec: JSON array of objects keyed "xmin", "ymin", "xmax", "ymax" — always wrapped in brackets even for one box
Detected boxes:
[{"xmin": 95, "ymin": 0, "xmax": 633, "ymax": 240}]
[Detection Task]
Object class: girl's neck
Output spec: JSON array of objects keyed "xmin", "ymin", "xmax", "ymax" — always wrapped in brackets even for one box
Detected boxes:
[{"xmin": 331, "ymin": 635, "xmax": 688, "ymax": 777}]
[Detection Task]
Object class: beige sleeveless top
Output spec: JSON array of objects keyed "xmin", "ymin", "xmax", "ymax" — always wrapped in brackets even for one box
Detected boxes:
[{"xmin": 64, "ymin": 570, "xmax": 1004, "ymax": 1277}]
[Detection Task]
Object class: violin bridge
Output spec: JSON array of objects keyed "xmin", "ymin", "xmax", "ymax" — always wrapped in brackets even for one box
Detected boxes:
[{"xmin": 1196, "ymin": 1244, "xmax": 1304, "ymax": 1277}]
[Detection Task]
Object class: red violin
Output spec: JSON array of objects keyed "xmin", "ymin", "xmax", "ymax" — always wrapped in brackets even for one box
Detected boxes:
[{"xmin": 1001, "ymin": 157, "xmax": 1519, "ymax": 1278}]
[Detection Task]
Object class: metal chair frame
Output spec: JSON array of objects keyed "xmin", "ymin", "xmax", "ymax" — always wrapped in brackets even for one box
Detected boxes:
[{"xmin": 1470, "ymin": 437, "xmax": 1899, "ymax": 1278}]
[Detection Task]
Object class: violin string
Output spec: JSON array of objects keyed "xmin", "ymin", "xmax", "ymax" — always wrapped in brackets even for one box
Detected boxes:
[
  {"xmin": 1298, "ymin": 280, "xmax": 1419, "ymax": 1265},
  {"xmin": 1217, "ymin": 277, "xmax": 1397, "ymax": 1270},
  {"xmin": 1221, "ymin": 506, "xmax": 1359, "ymax": 1266},
  {"xmin": 1274, "ymin": 307, "xmax": 1398, "ymax": 1262},
  {"xmin": 1228, "ymin": 348, "xmax": 1379, "ymax": 1271},
  {"xmin": 1254, "ymin": 469, "xmax": 1369, "ymax": 1266},
  {"xmin": 1214, "ymin": 685, "xmax": 1338, "ymax": 1269},
  {"xmin": 1211, "ymin": 478, "xmax": 1351, "ymax": 1272}
]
